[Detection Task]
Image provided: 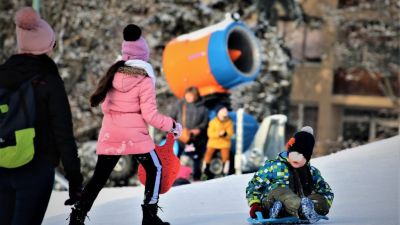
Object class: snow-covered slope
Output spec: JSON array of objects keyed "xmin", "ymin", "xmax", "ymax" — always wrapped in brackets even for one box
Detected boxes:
[{"xmin": 44, "ymin": 136, "xmax": 400, "ymax": 225}]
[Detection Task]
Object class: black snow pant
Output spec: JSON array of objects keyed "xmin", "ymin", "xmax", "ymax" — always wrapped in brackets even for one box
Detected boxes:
[
  {"xmin": 0, "ymin": 159, "xmax": 55, "ymax": 225},
  {"xmin": 79, "ymin": 150, "xmax": 163, "ymax": 212}
]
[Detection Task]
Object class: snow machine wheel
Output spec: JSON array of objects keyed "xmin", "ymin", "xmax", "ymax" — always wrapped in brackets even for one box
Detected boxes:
[{"xmin": 209, "ymin": 152, "xmax": 223, "ymax": 175}]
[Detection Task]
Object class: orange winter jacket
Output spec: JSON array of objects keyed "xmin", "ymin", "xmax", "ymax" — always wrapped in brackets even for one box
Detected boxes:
[{"xmin": 207, "ymin": 117, "xmax": 234, "ymax": 149}]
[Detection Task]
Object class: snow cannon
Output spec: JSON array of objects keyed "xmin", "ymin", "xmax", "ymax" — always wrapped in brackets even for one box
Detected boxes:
[{"xmin": 163, "ymin": 16, "xmax": 262, "ymax": 98}]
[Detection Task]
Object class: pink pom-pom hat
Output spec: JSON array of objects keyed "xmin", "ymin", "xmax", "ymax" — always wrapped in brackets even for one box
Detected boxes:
[
  {"xmin": 121, "ymin": 37, "xmax": 150, "ymax": 61},
  {"xmin": 121, "ymin": 24, "xmax": 150, "ymax": 62},
  {"xmin": 14, "ymin": 7, "xmax": 55, "ymax": 55}
]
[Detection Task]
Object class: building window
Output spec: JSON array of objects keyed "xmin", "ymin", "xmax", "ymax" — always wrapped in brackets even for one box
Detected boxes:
[
  {"xmin": 288, "ymin": 104, "xmax": 319, "ymax": 136},
  {"xmin": 281, "ymin": 20, "xmax": 324, "ymax": 63},
  {"xmin": 338, "ymin": 0, "xmax": 383, "ymax": 8},
  {"xmin": 342, "ymin": 108, "xmax": 399, "ymax": 144},
  {"xmin": 333, "ymin": 68, "xmax": 399, "ymax": 97}
]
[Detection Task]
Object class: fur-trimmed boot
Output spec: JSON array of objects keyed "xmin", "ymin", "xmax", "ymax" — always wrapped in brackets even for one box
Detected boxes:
[{"xmin": 141, "ymin": 204, "xmax": 170, "ymax": 225}]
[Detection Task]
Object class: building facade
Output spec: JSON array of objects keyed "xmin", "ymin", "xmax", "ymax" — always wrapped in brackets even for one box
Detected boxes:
[{"xmin": 284, "ymin": 0, "xmax": 399, "ymax": 155}]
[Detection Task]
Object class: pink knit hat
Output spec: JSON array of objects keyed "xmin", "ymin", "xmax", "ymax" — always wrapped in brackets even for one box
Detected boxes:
[
  {"xmin": 14, "ymin": 7, "xmax": 55, "ymax": 55},
  {"xmin": 121, "ymin": 24, "xmax": 150, "ymax": 61}
]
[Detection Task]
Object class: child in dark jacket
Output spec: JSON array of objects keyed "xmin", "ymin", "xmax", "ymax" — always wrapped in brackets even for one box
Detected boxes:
[
  {"xmin": 0, "ymin": 7, "xmax": 83, "ymax": 225},
  {"xmin": 246, "ymin": 126, "xmax": 334, "ymax": 223}
]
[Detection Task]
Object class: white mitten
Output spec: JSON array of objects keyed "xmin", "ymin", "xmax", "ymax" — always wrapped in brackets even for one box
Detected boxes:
[{"xmin": 171, "ymin": 122, "xmax": 182, "ymax": 139}]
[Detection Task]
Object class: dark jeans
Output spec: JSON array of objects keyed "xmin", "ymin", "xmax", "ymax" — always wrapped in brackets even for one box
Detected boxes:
[
  {"xmin": 0, "ymin": 159, "xmax": 55, "ymax": 225},
  {"xmin": 80, "ymin": 151, "xmax": 162, "ymax": 212}
]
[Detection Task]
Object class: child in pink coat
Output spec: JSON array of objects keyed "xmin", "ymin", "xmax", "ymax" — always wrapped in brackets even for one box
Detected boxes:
[{"xmin": 68, "ymin": 24, "xmax": 182, "ymax": 225}]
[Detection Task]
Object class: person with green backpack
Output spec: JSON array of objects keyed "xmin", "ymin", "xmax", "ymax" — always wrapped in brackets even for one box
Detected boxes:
[{"xmin": 0, "ymin": 7, "xmax": 83, "ymax": 225}]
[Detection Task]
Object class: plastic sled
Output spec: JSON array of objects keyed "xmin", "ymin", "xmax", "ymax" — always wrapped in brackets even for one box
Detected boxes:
[
  {"xmin": 138, "ymin": 133, "xmax": 180, "ymax": 194},
  {"xmin": 248, "ymin": 211, "xmax": 329, "ymax": 224}
]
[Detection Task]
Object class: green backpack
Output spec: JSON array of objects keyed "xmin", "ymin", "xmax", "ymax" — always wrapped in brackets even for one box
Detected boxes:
[{"xmin": 0, "ymin": 77, "xmax": 37, "ymax": 168}]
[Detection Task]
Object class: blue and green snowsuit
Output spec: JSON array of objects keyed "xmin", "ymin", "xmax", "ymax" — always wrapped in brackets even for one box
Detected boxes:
[{"xmin": 246, "ymin": 151, "xmax": 334, "ymax": 215}]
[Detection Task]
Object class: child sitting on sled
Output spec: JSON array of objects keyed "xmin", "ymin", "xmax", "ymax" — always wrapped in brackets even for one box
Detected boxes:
[{"xmin": 246, "ymin": 126, "xmax": 334, "ymax": 223}]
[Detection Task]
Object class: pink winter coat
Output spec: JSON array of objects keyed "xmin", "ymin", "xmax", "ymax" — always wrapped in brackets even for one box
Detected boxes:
[{"xmin": 96, "ymin": 68, "xmax": 174, "ymax": 155}]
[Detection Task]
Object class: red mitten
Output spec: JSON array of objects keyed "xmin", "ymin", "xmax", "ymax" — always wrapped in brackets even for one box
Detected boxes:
[{"xmin": 249, "ymin": 203, "xmax": 263, "ymax": 218}]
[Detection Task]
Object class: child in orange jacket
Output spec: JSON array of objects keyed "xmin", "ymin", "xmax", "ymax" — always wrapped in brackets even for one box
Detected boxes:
[{"xmin": 203, "ymin": 105, "xmax": 234, "ymax": 179}]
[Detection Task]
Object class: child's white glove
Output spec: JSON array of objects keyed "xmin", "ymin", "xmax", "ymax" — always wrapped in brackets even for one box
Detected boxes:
[{"xmin": 170, "ymin": 122, "xmax": 183, "ymax": 139}]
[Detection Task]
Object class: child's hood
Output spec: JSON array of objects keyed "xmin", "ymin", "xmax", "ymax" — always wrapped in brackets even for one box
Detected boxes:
[
  {"xmin": 112, "ymin": 66, "xmax": 148, "ymax": 93},
  {"xmin": 277, "ymin": 151, "xmax": 290, "ymax": 163}
]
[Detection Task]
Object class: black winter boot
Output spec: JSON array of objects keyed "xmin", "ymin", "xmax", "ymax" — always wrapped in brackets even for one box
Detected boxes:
[
  {"xmin": 142, "ymin": 204, "xmax": 170, "ymax": 225},
  {"xmin": 68, "ymin": 203, "xmax": 89, "ymax": 225},
  {"xmin": 201, "ymin": 164, "xmax": 214, "ymax": 181}
]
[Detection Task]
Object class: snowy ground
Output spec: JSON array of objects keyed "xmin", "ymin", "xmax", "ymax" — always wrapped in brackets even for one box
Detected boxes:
[{"xmin": 44, "ymin": 136, "xmax": 400, "ymax": 225}]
